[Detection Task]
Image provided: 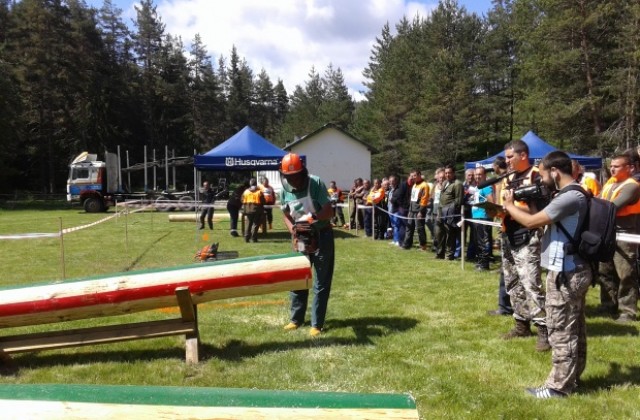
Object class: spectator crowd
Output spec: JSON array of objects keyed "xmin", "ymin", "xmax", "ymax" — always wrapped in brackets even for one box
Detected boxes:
[{"xmin": 201, "ymin": 142, "xmax": 640, "ymax": 400}]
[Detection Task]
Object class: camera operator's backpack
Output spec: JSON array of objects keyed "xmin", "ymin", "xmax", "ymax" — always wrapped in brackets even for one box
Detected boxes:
[{"xmin": 556, "ymin": 185, "xmax": 616, "ymax": 263}]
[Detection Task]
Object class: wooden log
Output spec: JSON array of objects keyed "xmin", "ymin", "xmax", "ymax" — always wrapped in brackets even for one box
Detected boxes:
[
  {"xmin": 168, "ymin": 213, "xmax": 230, "ymax": 222},
  {"xmin": 0, "ymin": 384, "xmax": 419, "ymax": 420},
  {"xmin": 0, "ymin": 254, "xmax": 311, "ymax": 329}
]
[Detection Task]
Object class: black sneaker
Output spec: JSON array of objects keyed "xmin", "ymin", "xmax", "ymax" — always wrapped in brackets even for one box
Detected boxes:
[{"xmin": 526, "ymin": 386, "xmax": 567, "ymax": 399}]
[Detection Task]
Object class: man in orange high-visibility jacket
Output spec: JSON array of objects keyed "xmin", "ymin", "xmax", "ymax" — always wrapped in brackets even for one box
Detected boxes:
[
  {"xmin": 598, "ymin": 154, "xmax": 640, "ymax": 322},
  {"xmin": 365, "ymin": 178, "xmax": 387, "ymax": 239},
  {"xmin": 571, "ymin": 160, "xmax": 601, "ymax": 197},
  {"xmin": 259, "ymin": 176, "xmax": 276, "ymax": 230},
  {"xmin": 241, "ymin": 178, "xmax": 266, "ymax": 243},
  {"xmin": 402, "ymin": 170, "xmax": 430, "ymax": 250},
  {"xmin": 328, "ymin": 181, "xmax": 346, "ymax": 227}
]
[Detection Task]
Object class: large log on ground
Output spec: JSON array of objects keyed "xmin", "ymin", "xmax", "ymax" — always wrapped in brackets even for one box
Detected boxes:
[
  {"xmin": 0, "ymin": 254, "xmax": 311, "ymax": 329},
  {"xmin": 168, "ymin": 213, "xmax": 230, "ymax": 222},
  {"xmin": 0, "ymin": 384, "xmax": 419, "ymax": 420}
]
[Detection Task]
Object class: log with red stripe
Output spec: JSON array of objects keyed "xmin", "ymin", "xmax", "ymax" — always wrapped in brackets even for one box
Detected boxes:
[{"xmin": 0, "ymin": 253, "xmax": 311, "ymax": 329}]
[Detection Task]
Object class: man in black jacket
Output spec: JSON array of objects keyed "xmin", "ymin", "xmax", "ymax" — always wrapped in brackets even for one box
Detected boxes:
[
  {"xmin": 389, "ymin": 174, "xmax": 411, "ymax": 247},
  {"xmin": 436, "ymin": 164, "xmax": 464, "ymax": 259},
  {"xmin": 199, "ymin": 181, "xmax": 216, "ymax": 230}
]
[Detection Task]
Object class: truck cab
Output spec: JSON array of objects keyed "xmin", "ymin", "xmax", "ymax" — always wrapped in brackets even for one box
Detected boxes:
[{"xmin": 67, "ymin": 152, "xmax": 118, "ymax": 212}]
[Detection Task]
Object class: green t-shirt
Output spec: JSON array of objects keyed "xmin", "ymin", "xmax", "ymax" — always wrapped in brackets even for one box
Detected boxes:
[{"xmin": 280, "ymin": 175, "xmax": 330, "ymax": 229}]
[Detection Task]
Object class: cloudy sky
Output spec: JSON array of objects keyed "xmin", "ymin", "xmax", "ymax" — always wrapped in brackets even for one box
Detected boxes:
[{"xmin": 86, "ymin": 0, "xmax": 492, "ymax": 100}]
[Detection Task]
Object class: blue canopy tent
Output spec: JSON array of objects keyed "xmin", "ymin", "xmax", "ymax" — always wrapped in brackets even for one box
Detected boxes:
[
  {"xmin": 465, "ymin": 131, "xmax": 602, "ymax": 170},
  {"xmin": 194, "ymin": 126, "xmax": 290, "ymax": 171}
]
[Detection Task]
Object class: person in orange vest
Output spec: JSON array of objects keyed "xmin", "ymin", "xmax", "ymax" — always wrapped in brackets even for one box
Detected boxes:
[
  {"xmin": 327, "ymin": 180, "xmax": 346, "ymax": 227},
  {"xmin": 597, "ymin": 154, "xmax": 640, "ymax": 322},
  {"xmin": 259, "ymin": 176, "xmax": 276, "ymax": 230},
  {"xmin": 571, "ymin": 160, "xmax": 601, "ymax": 196},
  {"xmin": 365, "ymin": 178, "xmax": 387, "ymax": 239},
  {"xmin": 402, "ymin": 170, "xmax": 430, "ymax": 250},
  {"xmin": 241, "ymin": 178, "xmax": 266, "ymax": 243}
]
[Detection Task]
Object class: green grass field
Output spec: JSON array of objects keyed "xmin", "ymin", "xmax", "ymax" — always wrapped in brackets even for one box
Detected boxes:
[{"xmin": 1, "ymin": 207, "xmax": 639, "ymax": 418}]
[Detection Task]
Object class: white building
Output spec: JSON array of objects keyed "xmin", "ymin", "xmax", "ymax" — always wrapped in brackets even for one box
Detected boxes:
[{"xmin": 283, "ymin": 123, "xmax": 376, "ymax": 192}]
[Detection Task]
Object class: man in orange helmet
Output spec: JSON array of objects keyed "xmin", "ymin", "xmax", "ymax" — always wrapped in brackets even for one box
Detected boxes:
[{"xmin": 279, "ymin": 153, "xmax": 335, "ymax": 337}]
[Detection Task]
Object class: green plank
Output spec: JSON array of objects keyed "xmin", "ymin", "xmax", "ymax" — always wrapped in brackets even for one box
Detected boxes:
[
  {"xmin": 0, "ymin": 252, "xmax": 303, "ymax": 291},
  {"xmin": 0, "ymin": 384, "xmax": 416, "ymax": 409}
]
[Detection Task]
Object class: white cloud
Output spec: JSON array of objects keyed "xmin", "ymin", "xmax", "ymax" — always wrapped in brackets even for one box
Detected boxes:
[{"xmin": 155, "ymin": 0, "xmax": 435, "ymax": 99}]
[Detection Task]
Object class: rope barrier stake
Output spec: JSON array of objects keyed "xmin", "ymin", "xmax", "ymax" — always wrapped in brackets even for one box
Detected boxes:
[
  {"xmin": 59, "ymin": 218, "xmax": 66, "ymax": 280},
  {"xmin": 461, "ymin": 207, "xmax": 465, "ymax": 270}
]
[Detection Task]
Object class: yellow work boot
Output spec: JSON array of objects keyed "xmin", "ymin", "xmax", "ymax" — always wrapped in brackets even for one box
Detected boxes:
[
  {"xmin": 283, "ymin": 322, "xmax": 299, "ymax": 331},
  {"xmin": 309, "ymin": 327, "xmax": 322, "ymax": 337}
]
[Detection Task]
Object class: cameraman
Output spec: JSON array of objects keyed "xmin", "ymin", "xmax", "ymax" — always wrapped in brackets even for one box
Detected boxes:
[
  {"xmin": 279, "ymin": 153, "xmax": 335, "ymax": 337},
  {"xmin": 499, "ymin": 139, "xmax": 548, "ymax": 351},
  {"xmin": 503, "ymin": 151, "xmax": 590, "ymax": 399}
]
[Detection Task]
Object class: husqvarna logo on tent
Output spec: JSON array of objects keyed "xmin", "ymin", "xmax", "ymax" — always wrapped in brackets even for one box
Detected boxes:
[{"xmin": 225, "ymin": 157, "xmax": 279, "ymax": 167}]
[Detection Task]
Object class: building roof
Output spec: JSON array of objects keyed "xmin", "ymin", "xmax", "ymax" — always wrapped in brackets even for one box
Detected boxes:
[{"xmin": 284, "ymin": 123, "xmax": 379, "ymax": 154}]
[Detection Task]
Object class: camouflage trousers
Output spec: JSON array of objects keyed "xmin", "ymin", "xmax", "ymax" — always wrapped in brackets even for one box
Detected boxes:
[
  {"xmin": 544, "ymin": 266, "xmax": 591, "ymax": 394},
  {"xmin": 501, "ymin": 230, "xmax": 546, "ymax": 326},
  {"xmin": 599, "ymin": 240, "xmax": 639, "ymax": 319}
]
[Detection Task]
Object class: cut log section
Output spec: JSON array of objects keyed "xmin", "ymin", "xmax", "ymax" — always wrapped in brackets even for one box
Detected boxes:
[
  {"xmin": 0, "ymin": 253, "xmax": 311, "ymax": 329},
  {"xmin": 0, "ymin": 384, "xmax": 419, "ymax": 420}
]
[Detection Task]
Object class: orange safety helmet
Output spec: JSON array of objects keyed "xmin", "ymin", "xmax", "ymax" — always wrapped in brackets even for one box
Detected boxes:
[{"xmin": 280, "ymin": 153, "xmax": 304, "ymax": 175}]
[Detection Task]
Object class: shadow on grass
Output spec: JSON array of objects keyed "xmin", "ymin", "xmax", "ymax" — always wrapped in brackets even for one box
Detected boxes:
[
  {"xmin": 200, "ymin": 316, "xmax": 419, "ymax": 362},
  {"xmin": 586, "ymin": 319, "xmax": 638, "ymax": 337},
  {"xmin": 4, "ymin": 316, "xmax": 418, "ymax": 372},
  {"xmin": 579, "ymin": 362, "xmax": 640, "ymax": 394},
  {"xmin": 125, "ymin": 231, "xmax": 172, "ymax": 271},
  {"xmin": 6, "ymin": 346, "xmax": 185, "ymax": 375}
]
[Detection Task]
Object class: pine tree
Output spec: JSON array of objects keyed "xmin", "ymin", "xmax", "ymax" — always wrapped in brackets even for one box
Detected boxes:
[
  {"xmin": 189, "ymin": 33, "xmax": 225, "ymax": 149},
  {"xmin": 226, "ymin": 46, "xmax": 253, "ymax": 133},
  {"xmin": 406, "ymin": 0, "xmax": 483, "ymax": 168},
  {"xmin": 475, "ymin": 0, "xmax": 519, "ymax": 155},
  {"xmin": 321, "ymin": 64, "xmax": 354, "ymax": 129},
  {"xmin": 252, "ymin": 69, "xmax": 276, "ymax": 138},
  {"xmin": 132, "ymin": 0, "xmax": 166, "ymax": 153}
]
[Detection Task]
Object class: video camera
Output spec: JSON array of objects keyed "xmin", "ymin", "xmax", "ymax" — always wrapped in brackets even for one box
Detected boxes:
[
  {"xmin": 474, "ymin": 168, "xmax": 551, "ymax": 206},
  {"xmin": 512, "ymin": 181, "xmax": 550, "ymax": 203}
]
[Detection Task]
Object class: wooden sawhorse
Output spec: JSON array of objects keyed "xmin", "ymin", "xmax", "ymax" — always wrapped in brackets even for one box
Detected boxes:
[{"xmin": 0, "ymin": 287, "xmax": 201, "ymax": 364}]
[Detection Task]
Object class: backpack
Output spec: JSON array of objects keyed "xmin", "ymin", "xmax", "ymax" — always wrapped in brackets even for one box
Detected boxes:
[{"xmin": 556, "ymin": 185, "xmax": 617, "ymax": 263}]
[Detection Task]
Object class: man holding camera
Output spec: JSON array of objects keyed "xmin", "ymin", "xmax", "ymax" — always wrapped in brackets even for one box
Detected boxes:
[
  {"xmin": 499, "ymin": 140, "xmax": 549, "ymax": 351},
  {"xmin": 503, "ymin": 151, "xmax": 590, "ymax": 398}
]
